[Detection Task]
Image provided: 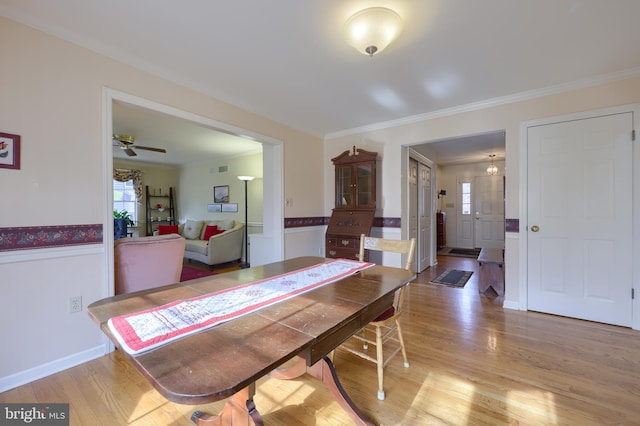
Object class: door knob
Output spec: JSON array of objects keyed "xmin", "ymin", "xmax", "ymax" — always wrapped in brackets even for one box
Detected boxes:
[{"xmin": 531, "ymin": 225, "xmax": 540, "ymax": 232}]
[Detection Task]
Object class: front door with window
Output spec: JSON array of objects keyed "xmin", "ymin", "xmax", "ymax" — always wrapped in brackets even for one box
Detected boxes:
[{"xmin": 474, "ymin": 175, "xmax": 504, "ymax": 249}]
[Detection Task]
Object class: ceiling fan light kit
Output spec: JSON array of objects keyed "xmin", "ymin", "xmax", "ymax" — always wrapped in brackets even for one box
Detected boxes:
[
  {"xmin": 113, "ymin": 134, "xmax": 135, "ymax": 144},
  {"xmin": 343, "ymin": 7, "xmax": 403, "ymax": 57},
  {"xmin": 113, "ymin": 134, "xmax": 167, "ymax": 157}
]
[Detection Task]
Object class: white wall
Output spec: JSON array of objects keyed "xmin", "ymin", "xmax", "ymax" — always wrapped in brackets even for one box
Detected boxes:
[{"xmin": 284, "ymin": 228, "xmax": 326, "ymax": 259}]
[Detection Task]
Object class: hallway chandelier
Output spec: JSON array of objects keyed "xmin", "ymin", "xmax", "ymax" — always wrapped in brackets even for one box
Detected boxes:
[{"xmin": 487, "ymin": 154, "xmax": 498, "ymax": 175}]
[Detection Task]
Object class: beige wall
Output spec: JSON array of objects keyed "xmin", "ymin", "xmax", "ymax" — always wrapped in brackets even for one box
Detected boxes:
[
  {"xmin": 0, "ymin": 17, "xmax": 322, "ymax": 389},
  {"xmin": 179, "ymin": 152, "xmax": 263, "ymax": 229}
]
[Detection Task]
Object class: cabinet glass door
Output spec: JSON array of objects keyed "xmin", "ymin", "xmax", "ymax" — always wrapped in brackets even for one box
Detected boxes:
[
  {"xmin": 336, "ymin": 166, "xmax": 352, "ymax": 206},
  {"xmin": 355, "ymin": 164, "xmax": 373, "ymax": 207}
]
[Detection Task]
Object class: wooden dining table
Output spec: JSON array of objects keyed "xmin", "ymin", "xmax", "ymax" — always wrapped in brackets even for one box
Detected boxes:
[{"xmin": 87, "ymin": 256, "xmax": 415, "ymax": 425}]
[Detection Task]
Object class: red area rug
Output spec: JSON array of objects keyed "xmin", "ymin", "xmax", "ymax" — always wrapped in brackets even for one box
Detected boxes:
[{"xmin": 180, "ymin": 265, "xmax": 217, "ymax": 282}]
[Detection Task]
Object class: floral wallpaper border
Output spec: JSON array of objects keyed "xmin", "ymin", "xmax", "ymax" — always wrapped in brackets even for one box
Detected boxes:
[
  {"xmin": 284, "ymin": 217, "xmax": 328, "ymax": 228},
  {"xmin": 1, "ymin": 217, "xmax": 512, "ymax": 252},
  {"xmin": 505, "ymin": 218, "xmax": 519, "ymax": 233},
  {"xmin": 0, "ymin": 224, "xmax": 103, "ymax": 252},
  {"xmin": 283, "ymin": 216, "xmax": 401, "ymax": 228}
]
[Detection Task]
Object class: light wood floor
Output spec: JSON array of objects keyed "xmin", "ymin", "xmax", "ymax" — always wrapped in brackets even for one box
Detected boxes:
[{"xmin": 2, "ymin": 256, "xmax": 640, "ymax": 425}]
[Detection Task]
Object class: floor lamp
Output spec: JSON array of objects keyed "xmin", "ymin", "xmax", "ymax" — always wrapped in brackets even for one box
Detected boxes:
[{"xmin": 238, "ymin": 176, "xmax": 255, "ymax": 269}]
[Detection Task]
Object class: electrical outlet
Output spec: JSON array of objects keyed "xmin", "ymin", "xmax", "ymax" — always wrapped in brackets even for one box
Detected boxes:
[{"xmin": 69, "ymin": 296, "xmax": 82, "ymax": 313}]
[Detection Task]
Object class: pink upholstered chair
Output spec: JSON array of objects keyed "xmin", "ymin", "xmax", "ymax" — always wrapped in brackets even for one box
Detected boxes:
[{"xmin": 114, "ymin": 234, "xmax": 186, "ymax": 295}]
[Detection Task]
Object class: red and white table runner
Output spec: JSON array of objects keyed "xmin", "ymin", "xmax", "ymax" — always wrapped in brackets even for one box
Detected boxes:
[{"xmin": 108, "ymin": 259, "xmax": 374, "ymax": 355}]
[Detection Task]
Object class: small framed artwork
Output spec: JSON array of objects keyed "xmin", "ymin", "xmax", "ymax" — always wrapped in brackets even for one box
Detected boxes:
[
  {"xmin": 221, "ymin": 203, "xmax": 238, "ymax": 212},
  {"xmin": 0, "ymin": 132, "xmax": 21, "ymax": 170},
  {"xmin": 214, "ymin": 185, "xmax": 229, "ymax": 203},
  {"xmin": 207, "ymin": 204, "xmax": 222, "ymax": 213}
]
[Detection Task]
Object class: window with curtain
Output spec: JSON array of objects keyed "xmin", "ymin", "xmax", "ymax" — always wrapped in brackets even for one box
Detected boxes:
[
  {"xmin": 113, "ymin": 168, "xmax": 143, "ymax": 225},
  {"xmin": 113, "ymin": 179, "xmax": 138, "ymax": 224}
]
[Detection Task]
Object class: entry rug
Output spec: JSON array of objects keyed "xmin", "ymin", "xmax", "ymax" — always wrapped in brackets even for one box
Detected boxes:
[
  {"xmin": 108, "ymin": 259, "xmax": 374, "ymax": 355},
  {"xmin": 438, "ymin": 247, "xmax": 481, "ymax": 258},
  {"xmin": 430, "ymin": 269, "xmax": 473, "ymax": 288}
]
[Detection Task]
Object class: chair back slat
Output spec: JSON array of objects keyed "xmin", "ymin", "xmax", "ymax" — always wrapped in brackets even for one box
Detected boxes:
[{"xmin": 358, "ymin": 234, "xmax": 417, "ymax": 271}]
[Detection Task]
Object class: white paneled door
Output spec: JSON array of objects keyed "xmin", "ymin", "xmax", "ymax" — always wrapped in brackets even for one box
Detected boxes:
[
  {"xmin": 456, "ymin": 178, "xmax": 474, "ymax": 248},
  {"xmin": 418, "ymin": 162, "xmax": 432, "ymax": 272},
  {"xmin": 527, "ymin": 112, "xmax": 633, "ymax": 326},
  {"xmin": 409, "ymin": 159, "xmax": 419, "ymax": 267},
  {"xmin": 409, "ymin": 157, "xmax": 432, "ymax": 273},
  {"xmin": 474, "ymin": 174, "xmax": 505, "ymax": 249}
]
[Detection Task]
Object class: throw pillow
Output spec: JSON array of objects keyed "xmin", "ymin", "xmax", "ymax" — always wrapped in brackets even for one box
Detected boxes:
[
  {"xmin": 202, "ymin": 225, "xmax": 218, "ymax": 240},
  {"xmin": 158, "ymin": 225, "xmax": 179, "ymax": 235},
  {"xmin": 201, "ymin": 221, "xmax": 223, "ymax": 239},
  {"xmin": 219, "ymin": 219, "xmax": 235, "ymax": 230},
  {"xmin": 182, "ymin": 219, "xmax": 204, "ymax": 240}
]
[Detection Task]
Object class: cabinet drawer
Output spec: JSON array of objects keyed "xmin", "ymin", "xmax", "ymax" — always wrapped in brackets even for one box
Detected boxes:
[
  {"xmin": 327, "ymin": 237, "xmax": 358, "ymax": 247},
  {"xmin": 326, "ymin": 247, "xmax": 359, "ymax": 260}
]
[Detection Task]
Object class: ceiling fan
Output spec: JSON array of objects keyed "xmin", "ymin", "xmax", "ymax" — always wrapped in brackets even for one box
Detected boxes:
[{"xmin": 112, "ymin": 134, "xmax": 167, "ymax": 157}]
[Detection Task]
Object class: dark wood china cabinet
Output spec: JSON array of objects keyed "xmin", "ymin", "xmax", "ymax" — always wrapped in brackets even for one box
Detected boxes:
[{"xmin": 325, "ymin": 146, "xmax": 377, "ymax": 260}]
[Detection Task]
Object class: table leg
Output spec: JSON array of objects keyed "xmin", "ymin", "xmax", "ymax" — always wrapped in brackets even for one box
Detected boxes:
[
  {"xmin": 191, "ymin": 383, "xmax": 264, "ymax": 426},
  {"xmin": 271, "ymin": 356, "xmax": 375, "ymax": 426}
]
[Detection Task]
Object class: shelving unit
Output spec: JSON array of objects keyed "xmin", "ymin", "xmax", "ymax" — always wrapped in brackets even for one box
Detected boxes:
[{"xmin": 145, "ymin": 186, "xmax": 176, "ymax": 235}]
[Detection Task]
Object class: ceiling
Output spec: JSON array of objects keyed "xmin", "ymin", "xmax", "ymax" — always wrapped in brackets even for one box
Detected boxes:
[
  {"xmin": 3, "ymin": 0, "xmax": 640, "ymax": 165},
  {"xmin": 111, "ymin": 102, "xmax": 263, "ymax": 166}
]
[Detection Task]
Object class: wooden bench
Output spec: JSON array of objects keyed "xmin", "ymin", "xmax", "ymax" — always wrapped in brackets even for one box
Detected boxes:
[{"xmin": 477, "ymin": 248, "xmax": 504, "ymax": 296}]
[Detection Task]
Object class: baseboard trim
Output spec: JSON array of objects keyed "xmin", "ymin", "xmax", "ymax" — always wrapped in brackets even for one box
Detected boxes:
[
  {"xmin": 0, "ymin": 345, "xmax": 106, "ymax": 393},
  {"xmin": 502, "ymin": 300, "xmax": 523, "ymax": 311}
]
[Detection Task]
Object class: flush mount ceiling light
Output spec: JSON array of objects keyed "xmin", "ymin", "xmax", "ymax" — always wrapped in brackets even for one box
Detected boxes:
[
  {"xmin": 487, "ymin": 154, "xmax": 498, "ymax": 176},
  {"xmin": 343, "ymin": 7, "xmax": 403, "ymax": 57}
]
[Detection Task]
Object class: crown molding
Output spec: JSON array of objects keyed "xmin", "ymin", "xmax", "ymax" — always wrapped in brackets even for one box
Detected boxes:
[{"xmin": 324, "ymin": 67, "xmax": 640, "ymax": 140}]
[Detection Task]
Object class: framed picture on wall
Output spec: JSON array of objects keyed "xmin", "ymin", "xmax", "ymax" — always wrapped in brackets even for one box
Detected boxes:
[
  {"xmin": 221, "ymin": 203, "xmax": 238, "ymax": 212},
  {"xmin": 0, "ymin": 132, "xmax": 21, "ymax": 170},
  {"xmin": 207, "ymin": 204, "xmax": 222, "ymax": 212},
  {"xmin": 213, "ymin": 185, "xmax": 229, "ymax": 203}
]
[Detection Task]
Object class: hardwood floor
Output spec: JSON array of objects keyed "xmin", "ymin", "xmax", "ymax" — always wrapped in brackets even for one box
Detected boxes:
[
  {"xmin": 2, "ymin": 255, "xmax": 639, "ymax": 425},
  {"xmin": 182, "ymin": 259, "xmax": 243, "ymax": 273}
]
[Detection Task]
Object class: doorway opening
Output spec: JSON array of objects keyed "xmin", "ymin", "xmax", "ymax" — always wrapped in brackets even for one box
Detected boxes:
[
  {"xmin": 403, "ymin": 130, "xmax": 506, "ymax": 270},
  {"xmin": 102, "ymin": 88, "xmax": 284, "ymax": 297}
]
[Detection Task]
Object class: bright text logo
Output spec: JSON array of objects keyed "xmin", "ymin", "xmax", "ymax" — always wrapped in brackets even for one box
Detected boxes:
[{"xmin": 1, "ymin": 404, "xmax": 68, "ymax": 425}]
